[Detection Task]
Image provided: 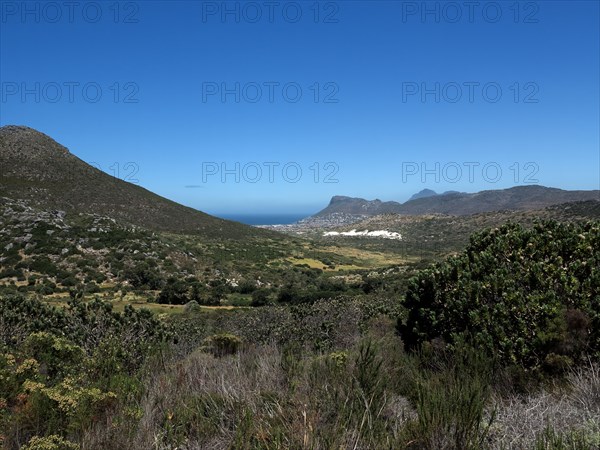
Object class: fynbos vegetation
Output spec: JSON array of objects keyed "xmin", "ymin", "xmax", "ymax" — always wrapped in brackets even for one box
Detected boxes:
[
  {"xmin": 399, "ymin": 221, "xmax": 600, "ymax": 369},
  {"xmin": 2, "ymin": 218, "xmax": 599, "ymax": 449}
]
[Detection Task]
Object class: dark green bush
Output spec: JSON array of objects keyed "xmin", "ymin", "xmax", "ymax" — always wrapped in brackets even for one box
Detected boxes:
[
  {"xmin": 35, "ymin": 284, "xmax": 56, "ymax": 295},
  {"xmin": 60, "ymin": 276, "xmax": 78, "ymax": 287},
  {"xmin": 0, "ymin": 267, "xmax": 23, "ymax": 279},
  {"xmin": 157, "ymin": 279, "xmax": 191, "ymax": 305},
  {"xmin": 250, "ymin": 288, "xmax": 272, "ymax": 307},
  {"xmin": 121, "ymin": 263, "xmax": 164, "ymax": 290},
  {"xmin": 237, "ymin": 279, "xmax": 257, "ymax": 294},
  {"xmin": 27, "ymin": 257, "xmax": 59, "ymax": 276},
  {"xmin": 398, "ymin": 221, "xmax": 600, "ymax": 369}
]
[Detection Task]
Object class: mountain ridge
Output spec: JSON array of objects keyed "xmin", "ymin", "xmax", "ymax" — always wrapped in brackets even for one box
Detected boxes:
[
  {"xmin": 313, "ymin": 185, "xmax": 600, "ymax": 218},
  {"xmin": 408, "ymin": 188, "xmax": 438, "ymax": 201}
]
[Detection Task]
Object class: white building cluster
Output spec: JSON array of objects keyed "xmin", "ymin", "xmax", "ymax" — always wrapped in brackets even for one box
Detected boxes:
[{"xmin": 323, "ymin": 229, "xmax": 402, "ymax": 240}]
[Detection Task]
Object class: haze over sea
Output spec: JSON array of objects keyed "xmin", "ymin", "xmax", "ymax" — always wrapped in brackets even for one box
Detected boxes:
[{"xmin": 214, "ymin": 213, "xmax": 308, "ymax": 226}]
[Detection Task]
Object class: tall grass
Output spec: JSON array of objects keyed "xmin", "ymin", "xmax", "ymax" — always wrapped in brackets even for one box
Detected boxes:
[
  {"xmin": 489, "ymin": 361, "xmax": 600, "ymax": 449},
  {"xmin": 78, "ymin": 338, "xmax": 600, "ymax": 450},
  {"xmin": 399, "ymin": 347, "xmax": 495, "ymax": 450}
]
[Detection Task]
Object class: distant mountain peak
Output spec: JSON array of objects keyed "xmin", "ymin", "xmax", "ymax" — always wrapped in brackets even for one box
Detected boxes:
[
  {"xmin": 312, "ymin": 185, "xmax": 599, "ymax": 218},
  {"xmin": 409, "ymin": 189, "xmax": 438, "ymax": 201},
  {"xmin": 329, "ymin": 195, "xmax": 356, "ymax": 204}
]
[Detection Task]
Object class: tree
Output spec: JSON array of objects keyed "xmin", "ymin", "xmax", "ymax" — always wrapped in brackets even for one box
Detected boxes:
[
  {"xmin": 251, "ymin": 288, "xmax": 271, "ymax": 307},
  {"xmin": 122, "ymin": 263, "xmax": 164, "ymax": 290},
  {"xmin": 157, "ymin": 279, "xmax": 189, "ymax": 305}
]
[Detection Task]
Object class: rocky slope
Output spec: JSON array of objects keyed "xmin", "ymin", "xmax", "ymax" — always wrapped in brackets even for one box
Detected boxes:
[{"xmin": 0, "ymin": 125, "xmax": 275, "ymax": 239}]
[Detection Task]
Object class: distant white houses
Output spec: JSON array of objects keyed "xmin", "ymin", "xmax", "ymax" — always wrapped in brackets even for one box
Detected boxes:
[{"xmin": 323, "ymin": 229, "xmax": 402, "ymax": 240}]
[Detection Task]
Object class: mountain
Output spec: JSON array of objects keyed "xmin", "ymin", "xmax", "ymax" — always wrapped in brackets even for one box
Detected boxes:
[
  {"xmin": 399, "ymin": 185, "xmax": 599, "ymax": 215},
  {"xmin": 315, "ymin": 196, "xmax": 400, "ymax": 216},
  {"xmin": 408, "ymin": 189, "xmax": 438, "ymax": 201},
  {"xmin": 0, "ymin": 125, "xmax": 271, "ymax": 239},
  {"xmin": 408, "ymin": 189, "xmax": 463, "ymax": 202},
  {"xmin": 312, "ymin": 186, "xmax": 600, "ymax": 218}
]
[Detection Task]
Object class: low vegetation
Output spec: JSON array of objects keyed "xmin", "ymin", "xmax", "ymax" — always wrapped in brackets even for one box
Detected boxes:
[
  {"xmin": 1, "ymin": 194, "xmax": 600, "ymax": 449},
  {"xmin": 399, "ymin": 221, "xmax": 600, "ymax": 370},
  {"xmin": 2, "ymin": 294, "xmax": 599, "ymax": 449}
]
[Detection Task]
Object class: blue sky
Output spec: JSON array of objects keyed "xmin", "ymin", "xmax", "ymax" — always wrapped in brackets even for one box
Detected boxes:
[{"xmin": 1, "ymin": 0, "xmax": 599, "ymax": 216}]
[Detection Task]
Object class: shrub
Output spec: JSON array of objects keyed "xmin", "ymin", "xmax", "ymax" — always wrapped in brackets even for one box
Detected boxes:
[
  {"xmin": 60, "ymin": 276, "xmax": 78, "ymax": 287},
  {"xmin": 0, "ymin": 267, "xmax": 23, "ymax": 279},
  {"xmin": 202, "ymin": 333, "xmax": 242, "ymax": 357},
  {"xmin": 35, "ymin": 284, "xmax": 54, "ymax": 295},
  {"xmin": 94, "ymin": 273, "xmax": 107, "ymax": 284},
  {"xmin": 228, "ymin": 295, "xmax": 252, "ymax": 307},
  {"xmin": 157, "ymin": 279, "xmax": 189, "ymax": 305},
  {"xmin": 21, "ymin": 435, "xmax": 80, "ymax": 450},
  {"xmin": 237, "ymin": 279, "xmax": 257, "ymax": 294},
  {"xmin": 251, "ymin": 288, "xmax": 271, "ymax": 307},
  {"xmin": 400, "ymin": 346, "xmax": 495, "ymax": 449},
  {"xmin": 121, "ymin": 263, "xmax": 164, "ymax": 290},
  {"xmin": 353, "ymin": 340, "xmax": 386, "ymax": 420},
  {"xmin": 184, "ymin": 300, "xmax": 201, "ymax": 314},
  {"xmin": 398, "ymin": 221, "xmax": 600, "ymax": 369},
  {"xmin": 27, "ymin": 257, "xmax": 59, "ymax": 277},
  {"xmin": 83, "ymin": 282, "xmax": 101, "ymax": 294},
  {"xmin": 534, "ymin": 427, "xmax": 595, "ymax": 450},
  {"xmin": 23, "ymin": 332, "xmax": 84, "ymax": 382}
]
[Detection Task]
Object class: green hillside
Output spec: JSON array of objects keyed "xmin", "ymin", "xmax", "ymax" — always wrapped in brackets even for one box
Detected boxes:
[{"xmin": 0, "ymin": 126, "xmax": 274, "ymax": 239}]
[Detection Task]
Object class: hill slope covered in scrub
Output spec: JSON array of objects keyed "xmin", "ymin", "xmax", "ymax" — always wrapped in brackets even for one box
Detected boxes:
[
  {"xmin": 0, "ymin": 125, "xmax": 274, "ymax": 239},
  {"xmin": 313, "ymin": 200, "xmax": 600, "ymax": 259}
]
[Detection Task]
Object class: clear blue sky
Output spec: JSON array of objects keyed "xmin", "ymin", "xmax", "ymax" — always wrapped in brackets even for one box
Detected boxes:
[{"xmin": 1, "ymin": 1, "xmax": 599, "ymax": 215}]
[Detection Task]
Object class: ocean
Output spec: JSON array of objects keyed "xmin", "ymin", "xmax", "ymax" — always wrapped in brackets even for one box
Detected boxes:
[{"xmin": 216, "ymin": 213, "xmax": 310, "ymax": 226}]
